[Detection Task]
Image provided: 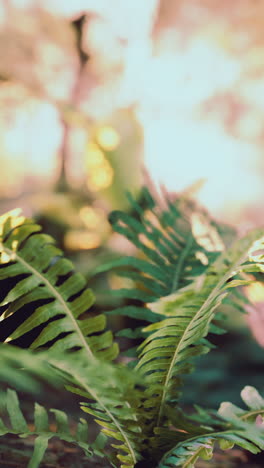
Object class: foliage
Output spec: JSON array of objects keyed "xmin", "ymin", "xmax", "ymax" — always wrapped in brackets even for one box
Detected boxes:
[
  {"xmin": 0, "ymin": 188, "xmax": 264, "ymax": 467},
  {"xmin": 158, "ymin": 385, "xmax": 264, "ymax": 467},
  {"xmin": 0, "ymin": 209, "xmax": 118, "ymax": 361},
  {"xmin": 0, "ymin": 387, "xmax": 98, "ymax": 468}
]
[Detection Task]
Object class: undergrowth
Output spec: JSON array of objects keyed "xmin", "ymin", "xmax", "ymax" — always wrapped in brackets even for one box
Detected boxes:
[{"xmin": 0, "ymin": 187, "xmax": 263, "ymax": 468}]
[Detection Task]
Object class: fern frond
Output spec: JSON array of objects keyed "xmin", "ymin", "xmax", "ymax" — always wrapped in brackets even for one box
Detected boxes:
[
  {"xmin": 0, "ymin": 344, "xmax": 65, "ymax": 394},
  {"xmin": 49, "ymin": 354, "xmax": 144, "ymax": 468},
  {"xmin": 158, "ymin": 386, "xmax": 264, "ymax": 468},
  {"xmin": 0, "ymin": 344, "xmax": 144, "ymax": 467},
  {"xmin": 136, "ymin": 230, "xmax": 264, "ymax": 433},
  {"xmin": 0, "ymin": 210, "xmax": 118, "ymax": 361},
  {"xmin": 0, "ymin": 388, "xmax": 97, "ymax": 468},
  {"xmin": 96, "ymin": 188, "xmax": 221, "ymax": 327}
]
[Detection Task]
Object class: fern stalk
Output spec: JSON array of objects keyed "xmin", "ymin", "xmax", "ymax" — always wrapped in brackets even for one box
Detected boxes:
[
  {"xmin": 157, "ymin": 245, "xmax": 249, "ymax": 427},
  {"xmin": 170, "ymin": 234, "xmax": 194, "ymax": 293}
]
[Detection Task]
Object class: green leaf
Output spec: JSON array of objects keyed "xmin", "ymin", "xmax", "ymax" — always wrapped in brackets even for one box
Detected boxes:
[
  {"xmin": 0, "ymin": 211, "xmax": 118, "ymax": 363},
  {"xmin": 159, "ymin": 386, "xmax": 264, "ymax": 467},
  {"xmin": 0, "ymin": 344, "xmax": 65, "ymax": 394},
  {"xmin": 136, "ymin": 229, "xmax": 264, "ymax": 435},
  {"xmin": 28, "ymin": 436, "xmax": 49, "ymax": 468},
  {"xmin": 0, "ymin": 388, "xmax": 94, "ymax": 468},
  {"xmin": 0, "ymin": 342, "xmax": 143, "ymax": 466},
  {"xmin": 97, "ymin": 188, "xmax": 220, "ymax": 331},
  {"xmin": 6, "ymin": 389, "xmax": 28, "ymax": 433},
  {"xmin": 49, "ymin": 354, "xmax": 145, "ymax": 468}
]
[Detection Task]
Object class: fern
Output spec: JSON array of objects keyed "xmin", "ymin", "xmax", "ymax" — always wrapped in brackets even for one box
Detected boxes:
[
  {"xmin": 136, "ymin": 230, "xmax": 264, "ymax": 434},
  {"xmin": 0, "ymin": 343, "xmax": 65, "ymax": 394},
  {"xmin": 0, "ymin": 210, "xmax": 118, "ymax": 360},
  {"xmin": 158, "ymin": 386, "xmax": 264, "ymax": 467},
  {"xmin": 48, "ymin": 354, "xmax": 144, "ymax": 468},
  {"xmin": 0, "ymin": 388, "xmax": 99, "ymax": 468},
  {"xmin": 95, "ymin": 188, "xmax": 223, "ymax": 326},
  {"xmin": 0, "ymin": 188, "xmax": 263, "ymax": 468},
  {"xmin": 0, "ymin": 344, "xmax": 144, "ymax": 467}
]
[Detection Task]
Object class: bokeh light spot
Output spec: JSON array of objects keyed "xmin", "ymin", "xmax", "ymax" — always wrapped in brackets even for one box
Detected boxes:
[
  {"xmin": 88, "ymin": 160, "xmax": 114, "ymax": 191},
  {"xmin": 96, "ymin": 126, "xmax": 120, "ymax": 151}
]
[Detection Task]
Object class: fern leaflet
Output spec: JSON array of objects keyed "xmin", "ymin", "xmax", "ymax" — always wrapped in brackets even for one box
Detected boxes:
[
  {"xmin": 136, "ymin": 230, "xmax": 264, "ymax": 433},
  {"xmin": 96, "ymin": 188, "xmax": 222, "ymax": 327},
  {"xmin": 0, "ymin": 210, "xmax": 118, "ymax": 361},
  {"xmin": 0, "ymin": 344, "xmax": 144, "ymax": 467},
  {"xmin": 158, "ymin": 386, "xmax": 264, "ymax": 467},
  {"xmin": 0, "ymin": 388, "xmax": 97, "ymax": 468},
  {"xmin": 49, "ymin": 354, "xmax": 144, "ymax": 468}
]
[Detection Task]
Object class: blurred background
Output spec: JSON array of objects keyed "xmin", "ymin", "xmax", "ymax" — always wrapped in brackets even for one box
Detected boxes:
[{"xmin": 0, "ymin": 0, "xmax": 264, "ymax": 407}]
